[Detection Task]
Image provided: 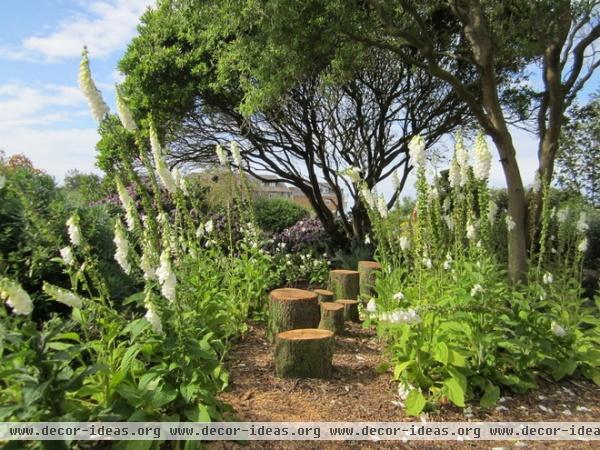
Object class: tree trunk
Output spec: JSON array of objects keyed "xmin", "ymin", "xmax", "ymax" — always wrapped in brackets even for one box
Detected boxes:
[
  {"xmin": 274, "ymin": 329, "xmax": 334, "ymax": 378},
  {"xmin": 268, "ymin": 288, "xmax": 320, "ymax": 340},
  {"xmin": 328, "ymin": 269, "xmax": 360, "ymax": 300},
  {"xmin": 318, "ymin": 302, "xmax": 345, "ymax": 334},
  {"xmin": 358, "ymin": 260, "xmax": 381, "ymax": 299}
]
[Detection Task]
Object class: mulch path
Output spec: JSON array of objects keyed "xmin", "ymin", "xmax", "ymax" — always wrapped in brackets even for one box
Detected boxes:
[{"xmin": 210, "ymin": 321, "xmax": 599, "ymax": 450}]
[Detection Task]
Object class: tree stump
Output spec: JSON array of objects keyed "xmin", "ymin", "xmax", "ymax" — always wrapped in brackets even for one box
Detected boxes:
[
  {"xmin": 318, "ymin": 302, "xmax": 345, "ymax": 335},
  {"xmin": 268, "ymin": 288, "xmax": 319, "ymax": 340},
  {"xmin": 275, "ymin": 329, "xmax": 334, "ymax": 378},
  {"xmin": 328, "ymin": 269, "xmax": 359, "ymax": 300},
  {"xmin": 313, "ymin": 288, "xmax": 334, "ymax": 304},
  {"xmin": 358, "ymin": 260, "xmax": 381, "ymax": 299},
  {"xmin": 335, "ymin": 299, "xmax": 360, "ymax": 322}
]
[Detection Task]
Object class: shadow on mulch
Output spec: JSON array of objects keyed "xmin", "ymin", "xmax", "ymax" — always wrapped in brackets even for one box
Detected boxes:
[{"xmin": 209, "ymin": 321, "xmax": 599, "ymax": 450}]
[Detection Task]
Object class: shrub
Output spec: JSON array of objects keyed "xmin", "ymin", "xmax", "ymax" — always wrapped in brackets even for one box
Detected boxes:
[{"xmin": 253, "ymin": 197, "xmax": 309, "ymax": 232}]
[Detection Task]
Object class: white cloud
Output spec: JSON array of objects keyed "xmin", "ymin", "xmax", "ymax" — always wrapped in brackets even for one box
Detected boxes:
[
  {"xmin": 0, "ymin": 127, "xmax": 101, "ymax": 180},
  {"xmin": 0, "ymin": 82, "xmax": 86, "ymax": 128},
  {"xmin": 3, "ymin": 0, "xmax": 154, "ymax": 62},
  {"xmin": 0, "ymin": 82, "xmax": 102, "ymax": 180}
]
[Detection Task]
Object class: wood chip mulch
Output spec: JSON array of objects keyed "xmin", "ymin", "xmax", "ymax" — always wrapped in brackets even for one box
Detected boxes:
[{"xmin": 209, "ymin": 321, "xmax": 599, "ymax": 450}]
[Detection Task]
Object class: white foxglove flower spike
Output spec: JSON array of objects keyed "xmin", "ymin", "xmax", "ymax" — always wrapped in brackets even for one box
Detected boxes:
[
  {"xmin": 408, "ymin": 135, "xmax": 426, "ymax": 168},
  {"xmin": 116, "ymin": 179, "xmax": 136, "ymax": 231},
  {"xmin": 149, "ymin": 124, "xmax": 177, "ymax": 193},
  {"xmin": 473, "ymin": 131, "xmax": 491, "ymax": 180},
  {"xmin": 78, "ymin": 47, "xmax": 109, "ymax": 123},
  {"xmin": 0, "ymin": 278, "xmax": 33, "ymax": 315},
  {"xmin": 115, "ymin": 86, "xmax": 138, "ymax": 132},
  {"xmin": 113, "ymin": 219, "xmax": 131, "ymax": 274},
  {"xmin": 66, "ymin": 215, "xmax": 82, "ymax": 247},
  {"xmin": 43, "ymin": 282, "xmax": 83, "ymax": 309}
]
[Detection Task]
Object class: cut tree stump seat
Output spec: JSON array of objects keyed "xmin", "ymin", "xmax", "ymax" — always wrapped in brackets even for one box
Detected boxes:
[
  {"xmin": 268, "ymin": 288, "xmax": 319, "ymax": 340},
  {"xmin": 313, "ymin": 288, "xmax": 334, "ymax": 304},
  {"xmin": 328, "ymin": 269, "xmax": 359, "ymax": 300},
  {"xmin": 335, "ymin": 299, "xmax": 360, "ymax": 322},
  {"xmin": 274, "ymin": 328, "xmax": 334, "ymax": 378},
  {"xmin": 318, "ymin": 302, "xmax": 345, "ymax": 334},
  {"xmin": 358, "ymin": 260, "xmax": 381, "ymax": 299}
]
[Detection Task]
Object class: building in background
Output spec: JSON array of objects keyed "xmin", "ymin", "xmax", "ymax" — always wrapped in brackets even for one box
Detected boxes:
[{"xmin": 250, "ymin": 175, "xmax": 341, "ymax": 214}]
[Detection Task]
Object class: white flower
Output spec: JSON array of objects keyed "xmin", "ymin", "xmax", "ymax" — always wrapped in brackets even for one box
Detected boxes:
[
  {"xmin": 0, "ymin": 175, "xmax": 5, "ymax": 189},
  {"xmin": 150, "ymin": 124, "xmax": 177, "ymax": 193},
  {"xmin": 196, "ymin": 223, "xmax": 205, "ymax": 238},
  {"xmin": 377, "ymin": 195, "xmax": 388, "ymax": 218},
  {"xmin": 576, "ymin": 212, "xmax": 589, "ymax": 233},
  {"xmin": 488, "ymin": 200, "xmax": 498, "ymax": 223},
  {"xmin": 59, "ymin": 246, "xmax": 74, "ymax": 266},
  {"xmin": 408, "ymin": 135, "xmax": 426, "ymax": 168},
  {"xmin": 156, "ymin": 249, "xmax": 176, "ymax": 302},
  {"xmin": 393, "ymin": 292, "xmax": 404, "ymax": 301},
  {"xmin": 113, "ymin": 219, "xmax": 131, "ymax": 275},
  {"xmin": 386, "ymin": 308, "xmax": 421, "ymax": 325},
  {"xmin": 578, "ymin": 238, "xmax": 588, "ymax": 253},
  {"xmin": 505, "ymin": 214, "xmax": 516, "ymax": 232},
  {"xmin": 205, "ymin": 219, "xmax": 214, "ymax": 234},
  {"xmin": 455, "ymin": 131, "xmax": 469, "ymax": 186},
  {"xmin": 343, "ymin": 166, "xmax": 362, "ymax": 184},
  {"xmin": 466, "ymin": 220, "xmax": 477, "ymax": 240},
  {"xmin": 66, "ymin": 215, "xmax": 82, "ymax": 246},
  {"xmin": 422, "ymin": 258, "xmax": 432, "ymax": 269},
  {"xmin": 215, "ymin": 144, "xmax": 228, "ymax": 166},
  {"xmin": 542, "ymin": 272, "xmax": 553, "ymax": 285},
  {"xmin": 116, "ymin": 179, "xmax": 136, "ymax": 231},
  {"xmin": 78, "ymin": 47, "xmax": 109, "ymax": 123},
  {"xmin": 366, "ymin": 298, "xmax": 377, "ymax": 313},
  {"xmin": 443, "ymin": 215, "xmax": 454, "ymax": 230},
  {"xmin": 428, "ymin": 185, "xmax": 439, "ymax": 202},
  {"xmin": 360, "ymin": 186, "xmax": 376, "ymax": 209},
  {"xmin": 115, "ymin": 87, "xmax": 138, "ymax": 132},
  {"xmin": 448, "ymin": 156, "xmax": 461, "ymax": 188},
  {"xmin": 471, "ymin": 284, "xmax": 484, "ymax": 296},
  {"xmin": 0, "ymin": 278, "xmax": 33, "ymax": 315},
  {"xmin": 442, "ymin": 197, "xmax": 451, "ymax": 212},
  {"xmin": 557, "ymin": 208, "xmax": 569, "ymax": 224},
  {"xmin": 364, "ymin": 234, "xmax": 371, "ymax": 244},
  {"xmin": 144, "ymin": 295, "xmax": 163, "ymax": 334},
  {"xmin": 140, "ymin": 245, "xmax": 157, "ymax": 281},
  {"xmin": 230, "ymin": 141, "xmax": 242, "ymax": 167},
  {"xmin": 391, "ymin": 169, "xmax": 401, "ymax": 190},
  {"xmin": 43, "ymin": 282, "xmax": 83, "ymax": 309},
  {"xmin": 551, "ymin": 321, "xmax": 567, "ymax": 337},
  {"xmin": 443, "ymin": 253, "xmax": 452, "ymax": 270},
  {"xmin": 399, "ymin": 236, "xmax": 410, "ymax": 251},
  {"xmin": 473, "ymin": 132, "xmax": 491, "ymax": 180}
]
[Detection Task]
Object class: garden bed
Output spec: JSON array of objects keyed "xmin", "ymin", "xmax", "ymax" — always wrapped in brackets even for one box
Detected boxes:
[{"xmin": 214, "ymin": 322, "xmax": 599, "ymax": 450}]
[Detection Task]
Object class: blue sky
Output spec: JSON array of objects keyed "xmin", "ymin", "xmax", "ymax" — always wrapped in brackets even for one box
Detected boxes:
[
  {"xmin": 0, "ymin": 0, "xmax": 154, "ymax": 179},
  {"xmin": 0, "ymin": 1, "xmax": 597, "ymax": 197}
]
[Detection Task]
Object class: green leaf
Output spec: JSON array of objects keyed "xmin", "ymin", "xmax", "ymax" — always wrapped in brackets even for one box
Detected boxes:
[
  {"xmin": 480, "ymin": 383, "xmax": 500, "ymax": 408},
  {"xmin": 374, "ymin": 362, "xmax": 389, "ymax": 374},
  {"xmin": 393, "ymin": 361, "xmax": 414, "ymax": 380},
  {"xmin": 444, "ymin": 378, "xmax": 465, "ymax": 407},
  {"xmin": 434, "ymin": 342, "xmax": 449, "ymax": 365},
  {"xmin": 119, "ymin": 344, "xmax": 142, "ymax": 373},
  {"xmin": 552, "ymin": 359, "xmax": 577, "ymax": 381},
  {"xmin": 448, "ymin": 350, "xmax": 467, "ymax": 367},
  {"xmin": 122, "ymin": 319, "xmax": 150, "ymax": 341},
  {"xmin": 405, "ymin": 389, "xmax": 426, "ymax": 416}
]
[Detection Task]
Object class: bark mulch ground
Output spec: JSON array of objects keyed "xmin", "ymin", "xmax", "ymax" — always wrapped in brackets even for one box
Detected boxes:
[{"xmin": 209, "ymin": 321, "xmax": 599, "ymax": 450}]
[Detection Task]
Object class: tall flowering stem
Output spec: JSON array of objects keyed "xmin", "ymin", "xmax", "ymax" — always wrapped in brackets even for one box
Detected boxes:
[{"xmin": 78, "ymin": 47, "xmax": 109, "ymax": 124}]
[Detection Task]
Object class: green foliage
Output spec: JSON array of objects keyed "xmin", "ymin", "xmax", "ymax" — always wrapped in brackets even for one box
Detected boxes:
[
  {"xmin": 556, "ymin": 93, "xmax": 600, "ymax": 207},
  {"xmin": 364, "ymin": 132, "xmax": 599, "ymax": 415},
  {"xmin": 253, "ymin": 197, "xmax": 309, "ymax": 232}
]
